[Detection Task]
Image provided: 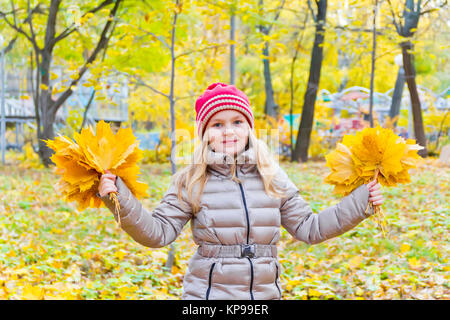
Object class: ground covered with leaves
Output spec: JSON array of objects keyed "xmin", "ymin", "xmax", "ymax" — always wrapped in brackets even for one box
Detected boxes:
[{"xmin": 0, "ymin": 158, "xmax": 448, "ymax": 299}]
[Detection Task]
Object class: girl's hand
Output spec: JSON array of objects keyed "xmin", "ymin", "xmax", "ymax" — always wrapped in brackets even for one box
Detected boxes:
[
  {"xmin": 98, "ymin": 170, "xmax": 118, "ymax": 197},
  {"xmin": 366, "ymin": 179, "xmax": 384, "ymax": 206}
]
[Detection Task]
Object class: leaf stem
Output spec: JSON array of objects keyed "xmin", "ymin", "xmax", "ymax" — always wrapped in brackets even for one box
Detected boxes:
[
  {"xmin": 109, "ymin": 192, "xmax": 121, "ymax": 228},
  {"xmin": 371, "ymin": 167, "xmax": 386, "ymax": 237}
]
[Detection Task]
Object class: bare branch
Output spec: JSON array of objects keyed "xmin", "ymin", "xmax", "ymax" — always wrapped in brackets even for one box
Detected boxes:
[
  {"xmin": 174, "ymin": 94, "xmax": 196, "ymax": 102},
  {"xmin": 10, "ymin": 0, "xmax": 17, "ymax": 24},
  {"xmin": 0, "ymin": 2, "xmax": 42, "ymax": 51},
  {"xmin": 175, "ymin": 43, "xmax": 228, "ymax": 60},
  {"xmin": 0, "ymin": 11, "xmax": 34, "ymax": 45},
  {"xmin": 267, "ymin": 0, "xmax": 286, "ymax": 34},
  {"xmin": 127, "ymin": 74, "xmax": 169, "ymax": 98},
  {"xmin": 422, "ymin": 0, "xmax": 431, "ymax": 10},
  {"xmin": 416, "ymin": 0, "xmax": 422, "ymax": 12},
  {"xmin": 52, "ymin": 0, "xmax": 114, "ymax": 46},
  {"xmin": 134, "ymin": 26, "xmax": 171, "ymax": 50},
  {"xmin": 307, "ymin": 0, "xmax": 318, "ymax": 23},
  {"xmin": 27, "ymin": 0, "xmax": 39, "ymax": 50},
  {"xmin": 4, "ymin": 36, "xmax": 18, "ymax": 54},
  {"xmin": 386, "ymin": 0, "xmax": 402, "ymax": 33},
  {"xmin": 333, "ymin": 24, "xmax": 386, "ymax": 35},
  {"xmin": 420, "ymin": 0, "xmax": 447, "ymax": 15},
  {"xmin": 53, "ymin": 0, "xmax": 122, "ymax": 111}
]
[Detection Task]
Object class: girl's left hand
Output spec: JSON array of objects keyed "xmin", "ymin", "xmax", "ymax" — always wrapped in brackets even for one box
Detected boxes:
[{"xmin": 366, "ymin": 179, "xmax": 384, "ymax": 206}]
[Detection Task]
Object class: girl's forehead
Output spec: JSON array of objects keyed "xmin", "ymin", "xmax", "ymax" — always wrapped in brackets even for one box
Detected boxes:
[{"xmin": 210, "ymin": 110, "xmax": 245, "ymax": 121}]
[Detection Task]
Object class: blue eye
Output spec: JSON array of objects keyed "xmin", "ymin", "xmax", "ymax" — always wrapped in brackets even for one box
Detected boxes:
[
  {"xmin": 234, "ymin": 120, "xmax": 243, "ymax": 125},
  {"xmin": 213, "ymin": 123, "xmax": 222, "ymax": 127}
]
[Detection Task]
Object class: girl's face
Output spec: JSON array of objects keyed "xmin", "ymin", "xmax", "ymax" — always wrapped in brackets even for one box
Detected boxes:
[{"xmin": 205, "ymin": 110, "xmax": 249, "ymax": 156}]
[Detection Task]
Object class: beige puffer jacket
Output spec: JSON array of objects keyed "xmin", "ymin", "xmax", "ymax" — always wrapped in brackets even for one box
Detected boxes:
[{"xmin": 99, "ymin": 146, "xmax": 374, "ymax": 300}]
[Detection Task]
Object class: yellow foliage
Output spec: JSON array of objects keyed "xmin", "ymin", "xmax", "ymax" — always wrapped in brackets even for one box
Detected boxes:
[
  {"xmin": 308, "ymin": 288, "xmax": 322, "ymax": 298},
  {"xmin": 324, "ymin": 126, "xmax": 425, "ymax": 236},
  {"xmin": 400, "ymin": 243, "xmax": 411, "ymax": 253},
  {"xmin": 348, "ymin": 255, "xmax": 364, "ymax": 269},
  {"xmin": 383, "ymin": 115, "xmax": 400, "ymax": 130},
  {"xmin": 21, "ymin": 284, "xmax": 45, "ymax": 300},
  {"xmin": 9, "ymin": 143, "xmax": 44, "ymax": 169},
  {"xmin": 309, "ymin": 131, "xmax": 330, "ymax": 159},
  {"xmin": 45, "ymin": 120, "xmax": 148, "ymax": 212},
  {"xmin": 408, "ymin": 257, "xmax": 422, "ymax": 270},
  {"xmin": 324, "ymin": 126, "xmax": 424, "ymax": 196}
]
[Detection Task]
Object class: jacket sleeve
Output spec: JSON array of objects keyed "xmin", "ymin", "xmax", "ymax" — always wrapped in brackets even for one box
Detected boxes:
[
  {"xmin": 98, "ymin": 176, "xmax": 193, "ymax": 248},
  {"xmin": 277, "ymin": 166, "xmax": 374, "ymax": 245}
]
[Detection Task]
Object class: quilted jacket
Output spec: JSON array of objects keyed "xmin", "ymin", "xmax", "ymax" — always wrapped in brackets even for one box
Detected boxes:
[{"xmin": 99, "ymin": 146, "xmax": 373, "ymax": 300}]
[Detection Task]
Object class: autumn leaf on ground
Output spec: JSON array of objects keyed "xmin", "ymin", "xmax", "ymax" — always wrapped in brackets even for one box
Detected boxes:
[{"xmin": 45, "ymin": 120, "xmax": 148, "ymax": 216}]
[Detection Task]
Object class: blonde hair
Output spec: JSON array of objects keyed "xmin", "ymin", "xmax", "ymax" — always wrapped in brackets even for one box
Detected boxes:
[{"xmin": 171, "ymin": 123, "xmax": 290, "ymax": 215}]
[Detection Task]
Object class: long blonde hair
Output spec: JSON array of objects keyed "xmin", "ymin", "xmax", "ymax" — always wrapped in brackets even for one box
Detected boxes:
[{"xmin": 171, "ymin": 123, "xmax": 290, "ymax": 214}]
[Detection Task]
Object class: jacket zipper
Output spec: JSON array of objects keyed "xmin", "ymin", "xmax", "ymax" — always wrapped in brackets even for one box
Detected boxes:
[
  {"xmin": 247, "ymin": 257, "xmax": 255, "ymax": 300},
  {"xmin": 235, "ymin": 168, "xmax": 250, "ymax": 244},
  {"xmin": 235, "ymin": 168, "xmax": 254, "ymax": 300},
  {"xmin": 275, "ymin": 263, "xmax": 281, "ymax": 298},
  {"xmin": 206, "ymin": 262, "xmax": 216, "ymax": 300}
]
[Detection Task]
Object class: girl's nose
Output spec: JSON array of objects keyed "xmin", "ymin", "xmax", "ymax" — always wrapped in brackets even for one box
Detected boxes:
[{"xmin": 224, "ymin": 126, "xmax": 235, "ymax": 135}]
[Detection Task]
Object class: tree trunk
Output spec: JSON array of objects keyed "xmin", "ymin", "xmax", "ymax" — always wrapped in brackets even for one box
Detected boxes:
[
  {"xmin": 368, "ymin": 0, "xmax": 378, "ymax": 128},
  {"xmin": 292, "ymin": 0, "xmax": 327, "ymax": 162},
  {"xmin": 258, "ymin": 0, "xmax": 279, "ymax": 119},
  {"xmin": 79, "ymin": 90, "xmax": 96, "ymax": 133},
  {"xmin": 36, "ymin": 42, "xmax": 57, "ymax": 167},
  {"xmin": 389, "ymin": 66, "xmax": 405, "ymax": 126},
  {"xmin": 37, "ymin": 95, "xmax": 57, "ymax": 167},
  {"xmin": 401, "ymin": 40, "xmax": 427, "ymax": 157},
  {"xmin": 164, "ymin": 0, "xmax": 180, "ymax": 273},
  {"xmin": 262, "ymin": 41, "xmax": 277, "ymax": 118},
  {"xmin": 230, "ymin": 12, "xmax": 236, "ymax": 85}
]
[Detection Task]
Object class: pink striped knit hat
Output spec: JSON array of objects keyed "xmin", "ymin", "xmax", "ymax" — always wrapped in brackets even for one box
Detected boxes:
[{"xmin": 195, "ymin": 82, "xmax": 254, "ymax": 138}]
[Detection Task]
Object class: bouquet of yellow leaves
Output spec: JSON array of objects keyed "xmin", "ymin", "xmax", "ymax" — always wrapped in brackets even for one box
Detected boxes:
[
  {"xmin": 324, "ymin": 126, "xmax": 424, "ymax": 236},
  {"xmin": 45, "ymin": 120, "xmax": 148, "ymax": 226}
]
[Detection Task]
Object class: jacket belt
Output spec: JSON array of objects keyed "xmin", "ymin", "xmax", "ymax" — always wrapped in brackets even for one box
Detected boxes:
[{"xmin": 198, "ymin": 244, "xmax": 277, "ymax": 258}]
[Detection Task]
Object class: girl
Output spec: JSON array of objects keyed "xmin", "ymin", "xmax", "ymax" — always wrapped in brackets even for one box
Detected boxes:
[{"xmin": 98, "ymin": 82, "xmax": 383, "ymax": 300}]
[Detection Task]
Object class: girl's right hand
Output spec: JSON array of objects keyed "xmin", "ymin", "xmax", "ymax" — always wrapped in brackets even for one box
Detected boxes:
[{"xmin": 98, "ymin": 170, "xmax": 118, "ymax": 197}]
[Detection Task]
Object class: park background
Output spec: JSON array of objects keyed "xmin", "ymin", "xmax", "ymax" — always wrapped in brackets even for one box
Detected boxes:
[{"xmin": 0, "ymin": 0, "xmax": 448, "ymax": 299}]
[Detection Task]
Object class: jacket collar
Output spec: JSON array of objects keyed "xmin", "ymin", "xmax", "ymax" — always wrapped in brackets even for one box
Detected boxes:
[{"xmin": 205, "ymin": 145, "xmax": 258, "ymax": 177}]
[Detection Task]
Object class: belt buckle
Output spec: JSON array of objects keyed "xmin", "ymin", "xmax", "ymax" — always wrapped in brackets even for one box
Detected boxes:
[{"xmin": 241, "ymin": 244, "xmax": 255, "ymax": 258}]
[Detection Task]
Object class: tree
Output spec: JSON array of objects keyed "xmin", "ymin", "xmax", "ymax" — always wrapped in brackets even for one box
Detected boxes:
[
  {"xmin": 230, "ymin": 1, "xmax": 237, "ymax": 84},
  {"xmin": 288, "ymin": 7, "xmax": 309, "ymax": 157},
  {"xmin": 368, "ymin": 0, "xmax": 379, "ymax": 127},
  {"xmin": 389, "ymin": 55, "xmax": 405, "ymax": 126},
  {"xmin": 386, "ymin": 0, "xmax": 447, "ymax": 156},
  {"xmin": 0, "ymin": 0, "xmax": 123, "ymax": 167},
  {"xmin": 292, "ymin": 0, "xmax": 327, "ymax": 162},
  {"xmin": 257, "ymin": 0, "xmax": 285, "ymax": 118}
]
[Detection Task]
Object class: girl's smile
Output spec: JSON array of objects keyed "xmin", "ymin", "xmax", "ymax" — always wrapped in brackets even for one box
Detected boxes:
[{"xmin": 223, "ymin": 139, "xmax": 237, "ymax": 144}]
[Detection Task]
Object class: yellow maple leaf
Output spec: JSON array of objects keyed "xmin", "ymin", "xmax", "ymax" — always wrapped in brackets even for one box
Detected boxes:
[
  {"xmin": 308, "ymin": 288, "xmax": 322, "ymax": 297},
  {"xmin": 408, "ymin": 257, "xmax": 422, "ymax": 269},
  {"xmin": 325, "ymin": 127, "xmax": 424, "ymax": 192},
  {"xmin": 400, "ymin": 243, "xmax": 411, "ymax": 253},
  {"xmin": 45, "ymin": 120, "xmax": 148, "ymax": 216},
  {"xmin": 114, "ymin": 249, "xmax": 127, "ymax": 260},
  {"xmin": 324, "ymin": 143, "xmax": 359, "ymax": 185},
  {"xmin": 324, "ymin": 126, "xmax": 424, "ymax": 236},
  {"xmin": 21, "ymin": 284, "xmax": 45, "ymax": 300},
  {"xmin": 348, "ymin": 255, "xmax": 363, "ymax": 269}
]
